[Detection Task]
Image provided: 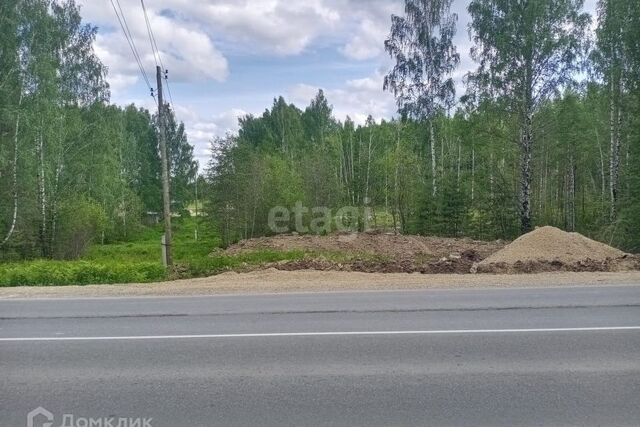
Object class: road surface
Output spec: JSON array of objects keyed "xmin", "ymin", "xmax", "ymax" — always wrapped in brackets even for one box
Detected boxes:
[{"xmin": 1, "ymin": 285, "xmax": 639, "ymax": 426}]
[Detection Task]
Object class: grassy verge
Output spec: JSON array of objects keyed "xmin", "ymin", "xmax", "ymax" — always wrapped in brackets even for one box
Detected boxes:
[
  {"xmin": 0, "ymin": 217, "xmax": 398, "ymax": 287},
  {"xmin": 178, "ymin": 249, "xmax": 306, "ymax": 278},
  {"xmin": 0, "ymin": 250, "xmax": 307, "ymax": 287},
  {"xmin": 0, "ymin": 260, "xmax": 166, "ymax": 286},
  {"xmin": 0, "ymin": 217, "xmax": 308, "ymax": 287}
]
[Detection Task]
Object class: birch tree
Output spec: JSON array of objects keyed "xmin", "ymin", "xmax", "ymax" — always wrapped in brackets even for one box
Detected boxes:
[
  {"xmin": 468, "ymin": 0, "xmax": 590, "ymax": 233},
  {"xmin": 593, "ymin": 0, "xmax": 639, "ymax": 220},
  {"xmin": 0, "ymin": 0, "xmax": 21, "ymax": 247},
  {"xmin": 384, "ymin": 0, "xmax": 460, "ymax": 197}
]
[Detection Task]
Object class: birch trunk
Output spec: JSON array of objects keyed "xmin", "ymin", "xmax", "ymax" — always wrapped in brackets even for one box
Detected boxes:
[
  {"xmin": 350, "ymin": 132, "xmax": 355, "ymax": 205},
  {"xmin": 567, "ymin": 154, "xmax": 576, "ymax": 231},
  {"xmin": 595, "ymin": 128, "xmax": 606, "ymax": 208},
  {"xmin": 50, "ymin": 160, "xmax": 62, "ymax": 252},
  {"xmin": 609, "ymin": 72, "xmax": 621, "ymax": 221},
  {"xmin": 364, "ymin": 128, "xmax": 372, "ymax": 204},
  {"xmin": 429, "ymin": 121, "xmax": 437, "ymax": 196},
  {"xmin": 38, "ymin": 131, "xmax": 47, "ymax": 257},
  {"xmin": 471, "ymin": 143, "xmax": 475, "ymax": 202},
  {"xmin": 519, "ymin": 111, "xmax": 534, "ymax": 233},
  {"xmin": 489, "ymin": 151, "xmax": 495, "ymax": 202},
  {"xmin": 1, "ymin": 92, "xmax": 22, "ymax": 247},
  {"xmin": 456, "ymin": 137, "xmax": 461, "ymax": 186},
  {"xmin": 519, "ymin": 59, "xmax": 534, "ymax": 234},
  {"xmin": 393, "ymin": 123, "xmax": 401, "ymax": 234}
]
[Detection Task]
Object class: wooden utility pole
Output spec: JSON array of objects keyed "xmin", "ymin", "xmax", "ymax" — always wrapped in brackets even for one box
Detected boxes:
[
  {"xmin": 194, "ymin": 164, "xmax": 199, "ymax": 242},
  {"xmin": 157, "ymin": 65, "xmax": 172, "ymax": 266}
]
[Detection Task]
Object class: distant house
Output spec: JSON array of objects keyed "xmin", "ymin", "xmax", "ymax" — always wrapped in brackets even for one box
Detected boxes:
[{"xmin": 145, "ymin": 211, "xmax": 160, "ymax": 225}]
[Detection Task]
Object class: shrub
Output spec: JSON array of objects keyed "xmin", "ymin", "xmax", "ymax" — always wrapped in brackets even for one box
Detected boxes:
[
  {"xmin": 0, "ymin": 260, "xmax": 166, "ymax": 286},
  {"xmin": 53, "ymin": 198, "xmax": 107, "ymax": 260}
]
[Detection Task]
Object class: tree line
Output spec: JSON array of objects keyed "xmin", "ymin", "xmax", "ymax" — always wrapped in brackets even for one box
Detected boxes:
[
  {"xmin": 2, "ymin": 0, "xmax": 639, "ymax": 262},
  {"xmin": 207, "ymin": 0, "xmax": 640, "ymax": 252},
  {"xmin": 0, "ymin": 0, "xmax": 196, "ymax": 260}
]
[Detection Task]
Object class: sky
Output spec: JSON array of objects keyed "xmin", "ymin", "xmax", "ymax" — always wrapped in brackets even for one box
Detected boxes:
[{"xmin": 78, "ymin": 0, "xmax": 598, "ymax": 164}]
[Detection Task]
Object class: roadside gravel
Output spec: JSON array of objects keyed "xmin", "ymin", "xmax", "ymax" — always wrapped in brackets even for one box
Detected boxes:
[{"xmin": 1, "ymin": 269, "xmax": 639, "ymax": 299}]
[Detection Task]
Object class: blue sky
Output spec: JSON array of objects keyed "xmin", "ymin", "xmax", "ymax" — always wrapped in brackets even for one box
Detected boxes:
[{"xmin": 79, "ymin": 0, "xmax": 597, "ymax": 164}]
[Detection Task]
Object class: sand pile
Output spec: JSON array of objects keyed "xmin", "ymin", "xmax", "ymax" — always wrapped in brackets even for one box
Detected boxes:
[{"xmin": 476, "ymin": 226, "xmax": 629, "ymax": 273}]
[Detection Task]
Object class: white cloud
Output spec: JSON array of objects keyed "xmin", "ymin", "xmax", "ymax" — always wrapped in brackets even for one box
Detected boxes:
[
  {"xmin": 183, "ymin": 108, "xmax": 249, "ymax": 164},
  {"xmin": 81, "ymin": 0, "xmax": 600, "ymax": 155},
  {"xmin": 338, "ymin": 1, "xmax": 403, "ymax": 61},
  {"xmin": 81, "ymin": 0, "xmax": 408, "ymax": 96},
  {"xmin": 196, "ymin": 0, "xmax": 340, "ymax": 55},
  {"xmin": 289, "ymin": 70, "xmax": 396, "ymax": 125},
  {"xmin": 289, "ymin": 84, "xmax": 323, "ymax": 106},
  {"xmin": 341, "ymin": 19, "xmax": 386, "ymax": 60},
  {"xmin": 79, "ymin": 0, "xmax": 228, "ymax": 98}
]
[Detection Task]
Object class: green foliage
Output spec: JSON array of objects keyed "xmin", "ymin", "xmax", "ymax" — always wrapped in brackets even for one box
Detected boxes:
[
  {"xmin": 417, "ymin": 176, "xmax": 468, "ymax": 237},
  {"xmin": 0, "ymin": 260, "xmax": 166, "ymax": 286},
  {"xmin": 53, "ymin": 197, "xmax": 107, "ymax": 259},
  {"xmin": 1, "ymin": 215, "xmax": 307, "ymax": 286},
  {"xmin": 468, "ymin": 0, "xmax": 590, "ymax": 232},
  {"xmin": 161, "ymin": 105, "xmax": 198, "ymax": 211},
  {"xmin": 183, "ymin": 250, "xmax": 306, "ymax": 278},
  {"xmin": 3, "ymin": 0, "xmax": 640, "ymax": 289},
  {"xmin": 0, "ymin": 1, "xmax": 197, "ymax": 260},
  {"xmin": 384, "ymin": 0, "xmax": 459, "ymax": 119}
]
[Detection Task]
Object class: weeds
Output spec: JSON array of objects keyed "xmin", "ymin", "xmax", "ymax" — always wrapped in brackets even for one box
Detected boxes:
[{"xmin": 0, "ymin": 217, "xmax": 308, "ymax": 286}]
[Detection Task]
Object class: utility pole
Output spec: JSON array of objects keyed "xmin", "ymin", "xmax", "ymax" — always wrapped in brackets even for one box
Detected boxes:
[
  {"xmin": 194, "ymin": 164, "xmax": 199, "ymax": 241},
  {"xmin": 157, "ymin": 65, "xmax": 172, "ymax": 267}
]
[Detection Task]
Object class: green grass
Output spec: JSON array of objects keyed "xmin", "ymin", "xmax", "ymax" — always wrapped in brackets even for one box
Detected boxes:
[
  {"xmin": 181, "ymin": 249, "xmax": 306, "ymax": 277},
  {"xmin": 0, "ymin": 260, "xmax": 166, "ymax": 286},
  {"xmin": 0, "ymin": 216, "xmax": 402, "ymax": 287},
  {"xmin": 0, "ymin": 217, "xmax": 306, "ymax": 287}
]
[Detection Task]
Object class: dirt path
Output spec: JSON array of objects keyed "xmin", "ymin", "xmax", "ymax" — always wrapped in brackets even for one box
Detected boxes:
[{"xmin": 2, "ymin": 269, "xmax": 639, "ymax": 299}]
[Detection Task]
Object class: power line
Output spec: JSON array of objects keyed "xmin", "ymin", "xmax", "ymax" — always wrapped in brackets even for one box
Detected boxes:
[
  {"xmin": 109, "ymin": 0, "xmax": 149, "ymax": 87},
  {"xmin": 115, "ymin": 0, "xmax": 143, "ymax": 62},
  {"xmin": 141, "ymin": 0, "xmax": 158, "ymax": 69},
  {"xmin": 109, "ymin": 0, "xmax": 156, "ymax": 103},
  {"xmin": 141, "ymin": 0, "xmax": 175, "ymax": 107}
]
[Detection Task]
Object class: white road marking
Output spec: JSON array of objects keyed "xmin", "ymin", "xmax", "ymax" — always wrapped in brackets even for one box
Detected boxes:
[{"xmin": 1, "ymin": 326, "xmax": 639, "ymax": 342}]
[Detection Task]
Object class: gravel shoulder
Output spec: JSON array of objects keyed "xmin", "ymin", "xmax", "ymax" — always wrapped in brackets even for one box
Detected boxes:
[{"xmin": 2, "ymin": 269, "xmax": 640, "ymax": 299}]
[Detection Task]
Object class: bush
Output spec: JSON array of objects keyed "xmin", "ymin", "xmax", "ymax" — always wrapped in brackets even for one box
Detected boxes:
[
  {"xmin": 0, "ymin": 218, "xmax": 305, "ymax": 287},
  {"xmin": 0, "ymin": 249, "xmax": 305, "ymax": 287},
  {"xmin": 0, "ymin": 260, "xmax": 166, "ymax": 286},
  {"xmin": 53, "ymin": 198, "xmax": 107, "ymax": 260}
]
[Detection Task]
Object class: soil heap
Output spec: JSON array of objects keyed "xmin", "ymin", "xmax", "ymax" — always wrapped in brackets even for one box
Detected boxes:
[
  {"xmin": 475, "ymin": 226, "xmax": 629, "ymax": 273},
  {"xmin": 223, "ymin": 233, "xmax": 503, "ymax": 274}
]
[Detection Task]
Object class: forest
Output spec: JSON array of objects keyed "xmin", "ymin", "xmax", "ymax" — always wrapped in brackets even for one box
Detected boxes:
[
  {"xmin": 209, "ymin": 0, "xmax": 640, "ymax": 251},
  {"xmin": 1, "ymin": 0, "xmax": 640, "ymax": 285},
  {"xmin": 0, "ymin": 0, "xmax": 196, "ymax": 262}
]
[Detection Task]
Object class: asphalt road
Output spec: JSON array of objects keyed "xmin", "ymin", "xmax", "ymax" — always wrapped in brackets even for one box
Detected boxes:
[{"xmin": 1, "ymin": 285, "xmax": 639, "ymax": 426}]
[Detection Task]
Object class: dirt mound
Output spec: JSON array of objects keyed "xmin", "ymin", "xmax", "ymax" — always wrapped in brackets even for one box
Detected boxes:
[
  {"xmin": 273, "ymin": 249, "xmax": 483, "ymax": 274},
  {"xmin": 224, "ymin": 233, "xmax": 504, "ymax": 274},
  {"xmin": 221, "ymin": 229, "xmax": 638, "ymax": 275},
  {"xmin": 476, "ymin": 226, "xmax": 629, "ymax": 273},
  {"xmin": 225, "ymin": 233, "xmax": 502, "ymax": 260},
  {"xmin": 226, "ymin": 233, "xmax": 436, "ymax": 258}
]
